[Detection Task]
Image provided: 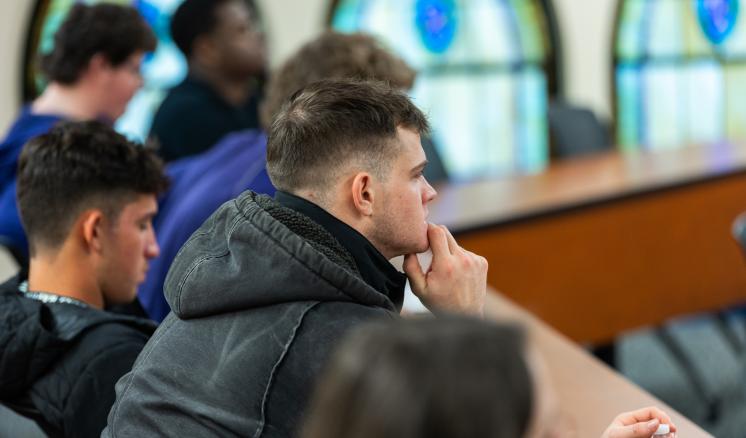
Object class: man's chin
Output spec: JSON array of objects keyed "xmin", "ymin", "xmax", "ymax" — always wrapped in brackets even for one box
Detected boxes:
[{"xmin": 412, "ymin": 240, "xmax": 430, "ymax": 255}]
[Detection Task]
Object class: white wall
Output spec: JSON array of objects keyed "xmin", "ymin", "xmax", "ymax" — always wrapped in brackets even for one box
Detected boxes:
[
  {"xmin": 0, "ymin": 0, "xmax": 619, "ymax": 132},
  {"xmin": 553, "ymin": 0, "xmax": 618, "ymax": 119},
  {"xmin": 0, "ymin": 1, "xmax": 35, "ymax": 133}
]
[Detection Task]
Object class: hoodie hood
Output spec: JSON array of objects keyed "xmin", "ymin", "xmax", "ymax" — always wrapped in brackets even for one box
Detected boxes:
[
  {"xmin": 0, "ymin": 276, "xmax": 155, "ymax": 399},
  {"xmin": 164, "ymin": 191, "xmax": 397, "ymax": 319}
]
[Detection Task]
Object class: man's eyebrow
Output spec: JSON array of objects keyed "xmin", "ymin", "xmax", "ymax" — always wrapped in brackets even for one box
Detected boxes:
[
  {"xmin": 411, "ymin": 160, "xmax": 428, "ymax": 173},
  {"xmin": 138, "ymin": 210, "xmax": 158, "ymax": 221}
]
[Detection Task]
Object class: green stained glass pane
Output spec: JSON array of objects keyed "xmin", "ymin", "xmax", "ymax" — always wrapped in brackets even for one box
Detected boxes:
[
  {"xmin": 39, "ymin": 0, "xmax": 75, "ymax": 54},
  {"xmin": 683, "ymin": 0, "xmax": 714, "ymax": 57},
  {"xmin": 445, "ymin": 0, "xmax": 519, "ymax": 65},
  {"xmin": 412, "ymin": 72, "xmax": 519, "ymax": 179},
  {"xmin": 510, "ymin": 0, "xmax": 546, "ymax": 62},
  {"xmin": 615, "ymin": 0, "xmax": 646, "ymax": 61},
  {"xmin": 720, "ymin": 0, "xmax": 746, "ymax": 57},
  {"xmin": 647, "ymin": 0, "xmax": 685, "ymax": 58},
  {"xmin": 330, "ymin": 0, "xmax": 363, "ymax": 32},
  {"xmin": 683, "ymin": 61, "xmax": 723, "ymax": 143},
  {"xmin": 724, "ymin": 65, "xmax": 746, "ymax": 139},
  {"xmin": 642, "ymin": 66, "xmax": 686, "ymax": 149}
]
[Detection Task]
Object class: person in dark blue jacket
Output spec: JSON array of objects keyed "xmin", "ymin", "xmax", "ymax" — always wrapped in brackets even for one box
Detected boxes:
[
  {"xmin": 140, "ymin": 129, "xmax": 274, "ymax": 319},
  {"xmin": 0, "ymin": 3, "xmax": 156, "ymax": 262}
]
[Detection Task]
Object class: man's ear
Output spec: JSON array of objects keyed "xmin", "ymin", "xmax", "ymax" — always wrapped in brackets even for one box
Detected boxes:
[
  {"xmin": 350, "ymin": 172, "xmax": 375, "ymax": 217},
  {"xmin": 192, "ymin": 35, "xmax": 219, "ymax": 66},
  {"xmin": 85, "ymin": 53, "xmax": 111, "ymax": 78},
  {"xmin": 80, "ymin": 210, "xmax": 105, "ymax": 253}
]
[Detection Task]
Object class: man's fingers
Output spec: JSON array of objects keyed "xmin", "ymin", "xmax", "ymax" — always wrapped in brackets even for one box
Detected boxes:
[
  {"xmin": 427, "ymin": 224, "xmax": 449, "ymax": 260},
  {"xmin": 440, "ymin": 225, "xmax": 459, "ymax": 254},
  {"xmin": 614, "ymin": 407, "xmax": 675, "ymax": 432},
  {"xmin": 608, "ymin": 419, "xmax": 659, "ymax": 438},
  {"xmin": 403, "ymin": 253, "xmax": 426, "ymax": 292}
]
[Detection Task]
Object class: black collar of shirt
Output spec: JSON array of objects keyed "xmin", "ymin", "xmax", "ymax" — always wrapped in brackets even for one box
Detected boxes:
[{"xmin": 275, "ymin": 191, "xmax": 405, "ymax": 309}]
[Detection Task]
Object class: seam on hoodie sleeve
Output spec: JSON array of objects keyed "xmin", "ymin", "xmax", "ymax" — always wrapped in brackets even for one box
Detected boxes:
[
  {"xmin": 174, "ymin": 211, "xmax": 245, "ymax": 313},
  {"xmin": 252, "ymin": 301, "xmax": 320, "ymax": 438}
]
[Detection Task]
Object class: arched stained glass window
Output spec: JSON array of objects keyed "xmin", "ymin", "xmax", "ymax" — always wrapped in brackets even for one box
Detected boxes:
[
  {"xmin": 330, "ymin": 0, "xmax": 557, "ymax": 181},
  {"xmin": 614, "ymin": 0, "xmax": 746, "ymax": 151},
  {"xmin": 24, "ymin": 0, "xmax": 263, "ymax": 142}
]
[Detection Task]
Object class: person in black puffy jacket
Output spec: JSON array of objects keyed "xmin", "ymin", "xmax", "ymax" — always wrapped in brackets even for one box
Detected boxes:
[{"xmin": 0, "ymin": 120, "xmax": 169, "ymax": 437}]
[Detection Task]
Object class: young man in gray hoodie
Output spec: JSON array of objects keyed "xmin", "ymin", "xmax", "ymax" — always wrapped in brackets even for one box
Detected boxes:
[{"xmin": 105, "ymin": 77, "xmax": 486, "ymax": 438}]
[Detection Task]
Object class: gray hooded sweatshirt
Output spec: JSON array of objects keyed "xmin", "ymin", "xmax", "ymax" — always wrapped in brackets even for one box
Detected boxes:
[{"xmin": 103, "ymin": 192, "xmax": 399, "ymax": 437}]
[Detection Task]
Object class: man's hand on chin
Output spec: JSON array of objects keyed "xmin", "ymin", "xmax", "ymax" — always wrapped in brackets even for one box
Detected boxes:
[{"xmin": 403, "ymin": 223, "xmax": 488, "ymax": 316}]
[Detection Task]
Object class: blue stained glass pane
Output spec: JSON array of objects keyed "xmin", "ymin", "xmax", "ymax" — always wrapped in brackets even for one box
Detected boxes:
[
  {"xmin": 415, "ymin": 0, "xmax": 458, "ymax": 54},
  {"xmin": 516, "ymin": 67, "xmax": 547, "ymax": 172},
  {"xmin": 616, "ymin": 66, "xmax": 641, "ymax": 150},
  {"xmin": 331, "ymin": 0, "xmax": 365, "ymax": 32},
  {"xmin": 697, "ymin": 0, "xmax": 740, "ymax": 45}
]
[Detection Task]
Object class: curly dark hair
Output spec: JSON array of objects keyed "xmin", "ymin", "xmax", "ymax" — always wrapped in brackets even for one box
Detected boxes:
[
  {"xmin": 17, "ymin": 121, "xmax": 170, "ymax": 255},
  {"xmin": 260, "ymin": 31, "xmax": 416, "ymax": 128},
  {"xmin": 40, "ymin": 3, "xmax": 157, "ymax": 84}
]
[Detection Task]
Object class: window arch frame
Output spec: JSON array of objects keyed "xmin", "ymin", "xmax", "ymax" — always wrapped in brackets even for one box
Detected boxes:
[
  {"xmin": 325, "ymin": 0, "xmax": 563, "ymax": 97},
  {"xmin": 325, "ymin": 0, "xmax": 564, "ymax": 179}
]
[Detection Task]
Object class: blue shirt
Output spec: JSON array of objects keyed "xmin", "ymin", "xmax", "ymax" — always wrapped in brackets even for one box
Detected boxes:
[
  {"xmin": 139, "ymin": 129, "xmax": 275, "ymax": 321},
  {"xmin": 0, "ymin": 107, "xmax": 64, "ymax": 258}
]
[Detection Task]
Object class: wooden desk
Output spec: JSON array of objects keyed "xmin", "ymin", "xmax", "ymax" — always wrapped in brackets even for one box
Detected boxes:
[
  {"xmin": 485, "ymin": 291, "xmax": 712, "ymax": 438},
  {"xmin": 431, "ymin": 144, "xmax": 746, "ymax": 343}
]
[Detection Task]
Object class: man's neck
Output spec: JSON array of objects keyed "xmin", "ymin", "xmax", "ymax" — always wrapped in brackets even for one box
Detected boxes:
[
  {"xmin": 275, "ymin": 191, "xmax": 406, "ymax": 306},
  {"xmin": 189, "ymin": 64, "xmax": 253, "ymax": 107},
  {"xmin": 27, "ymin": 247, "xmax": 104, "ymax": 309},
  {"xmin": 32, "ymin": 83, "xmax": 102, "ymax": 120},
  {"xmin": 292, "ymin": 189, "xmax": 397, "ymax": 259}
]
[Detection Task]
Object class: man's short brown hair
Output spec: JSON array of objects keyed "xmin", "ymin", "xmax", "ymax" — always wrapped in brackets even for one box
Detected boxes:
[
  {"xmin": 260, "ymin": 32, "xmax": 416, "ymax": 128},
  {"xmin": 266, "ymin": 79, "xmax": 429, "ymax": 193},
  {"xmin": 17, "ymin": 121, "xmax": 169, "ymax": 255}
]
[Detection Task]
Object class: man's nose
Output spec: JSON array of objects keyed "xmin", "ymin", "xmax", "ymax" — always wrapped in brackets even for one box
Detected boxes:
[
  {"xmin": 423, "ymin": 179, "xmax": 437, "ymax": 202},
  {"xmin": 146, "ymin": 232, "xmax": 160, "ymax": 259}
]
